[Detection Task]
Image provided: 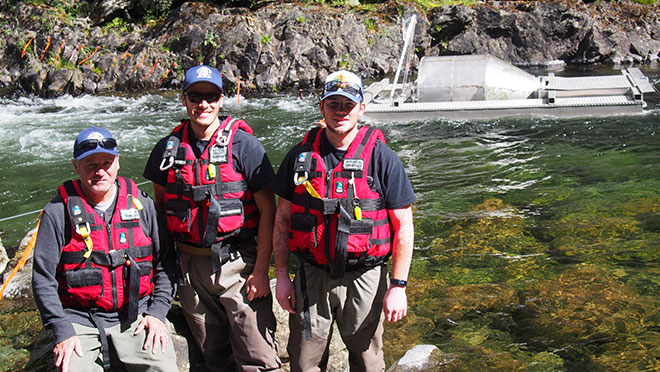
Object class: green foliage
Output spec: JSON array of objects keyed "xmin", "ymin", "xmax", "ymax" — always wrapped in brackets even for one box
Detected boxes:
[
  {"xmin": 204, "ymin": 31, "xmax": 219, "ymax": 47},
  {"xmin": 296, "ymin": 15, "xmax": 306, "ymax": 23},
  {"xmin": 362, "ymin": 17, "xmax": 376, "ymax": 31},
  {"xmin": 103, "ymin": 17, "xmax": 128, "ymax": 33},
  {"xmin": 260, "ymin": 34, "xmax": 271, "ymax": 45}
]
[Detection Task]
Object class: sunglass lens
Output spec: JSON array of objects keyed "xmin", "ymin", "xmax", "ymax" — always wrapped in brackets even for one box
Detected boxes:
[{"xmin": 187, "ymin": 93, "xmax": 221, "ymax": 103}]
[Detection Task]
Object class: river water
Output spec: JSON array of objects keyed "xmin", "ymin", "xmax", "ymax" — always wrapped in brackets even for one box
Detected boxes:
[{"xmin": 1, "ymin": 65, "xmax": 660, "ymax": 371}]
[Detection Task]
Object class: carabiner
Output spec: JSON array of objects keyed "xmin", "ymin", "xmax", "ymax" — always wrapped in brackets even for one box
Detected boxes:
[
  {"xmin": 159, "ymin": 156, "xmax": 174, "ymax": 171},
  {"xmin": 294, "ymin": 171, "xmax": 308, "ymax": 186}
]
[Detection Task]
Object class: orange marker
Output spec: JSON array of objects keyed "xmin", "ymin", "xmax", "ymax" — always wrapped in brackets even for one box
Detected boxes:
[
  {"xmin": 53, "ymin": 40, "xmax": 65, "ymax": 66},
  {"xmin": 160, "ymin": 62, "xmax": 176, "ymax": 83},
  {"xmin": 144, "ymin": 59, "xmax": 160, "ymax": 79},
  {"xmin": 78, "ymin": 45, "xmax": 100, "ymax": 65},
  {"xmin": 40, "ymin": 36, "xmax": 51, "ymax": 61},
  {"xmin": 21, "ymin": 34, "xmax": 34, "ymax": 58}
]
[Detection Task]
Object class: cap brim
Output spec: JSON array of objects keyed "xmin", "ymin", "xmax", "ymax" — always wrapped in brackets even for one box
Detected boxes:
[
  {"xmin": 321, "ymin": 91, "xmax": 362, "ymax": 103},
  {"xmin": 75, "ymin": 147, "xmax": 119, "ymax": 161}
]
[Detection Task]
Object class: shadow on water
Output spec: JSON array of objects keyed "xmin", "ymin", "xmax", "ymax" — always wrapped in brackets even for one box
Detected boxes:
[{"xmin": 1, "ymin": 65, "xmax": 660, "ymax": 371}]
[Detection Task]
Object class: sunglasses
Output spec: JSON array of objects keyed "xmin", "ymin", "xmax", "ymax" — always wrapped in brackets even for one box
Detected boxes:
[
  {"xmin": 74, "ymin": 138, "xmax": 117, "ymax": 154},
  {"xmin": 323, "ymin": 80, "xmax": 363, "ymax": 99},
  {"xmin": 185, "ymin": 92, "xmax": 223, "ymax": 104}
]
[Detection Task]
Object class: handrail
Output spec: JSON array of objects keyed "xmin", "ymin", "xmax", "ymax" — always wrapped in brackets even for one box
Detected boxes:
[{"xmin": 389, "ymin": 15, "xmax": 417, "ymax": 104}]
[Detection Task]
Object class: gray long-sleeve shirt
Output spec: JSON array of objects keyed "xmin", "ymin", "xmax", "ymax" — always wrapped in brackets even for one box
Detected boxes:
[{"xmin": 32, "ymin": 178, "xmax": 176, "ymax": 343}]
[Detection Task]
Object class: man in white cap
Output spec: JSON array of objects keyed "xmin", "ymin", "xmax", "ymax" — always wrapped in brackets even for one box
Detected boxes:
[
  {"xmin": 143, "ymin": 65, "xmax": 281, "ymax": 371},
  {"xmin": 32, "ymin": 126, "xmax": 177, "ymax": 372},
  {"xmin": 272, "ymin": 70, "xmax": 417, "ymax": 371}
]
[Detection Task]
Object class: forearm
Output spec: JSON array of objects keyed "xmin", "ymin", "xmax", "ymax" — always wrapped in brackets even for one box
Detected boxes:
[
  {"xmin": 32, "ymin": 211, "xmax": 76, "ymax": 343},
  {"xmin": 252, "ymin": 189, "xmax": 276, "ymax": 275},
  {"xmin": 273, "ymin": 198, "xmax": 292, "ymax": 280},
  {"xmin": 389, "ymin": 206, "xmax": 414, "ymax": 282}
]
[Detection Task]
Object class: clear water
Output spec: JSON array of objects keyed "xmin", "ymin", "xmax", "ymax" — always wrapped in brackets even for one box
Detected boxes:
[{"xmin": 1, "ymin": 65, "xmax": 660, "ymax": 371}]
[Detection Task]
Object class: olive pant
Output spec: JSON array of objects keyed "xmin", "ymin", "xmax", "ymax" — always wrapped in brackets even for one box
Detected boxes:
[
  {"xmin": 288, "ymin": 262, "xmax": 388, "ymax": 372},
  {"xmin": 69, "ymin": 315, "xmax": 177, "ymax": 372},
  {"xmin": 178, "ymin": 250, "xmax": 281, "ymax": 372}
]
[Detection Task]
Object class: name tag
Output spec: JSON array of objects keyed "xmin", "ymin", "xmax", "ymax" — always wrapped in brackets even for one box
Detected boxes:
[
  {"xmin": 210, "ymin": 145, "xmax": 227, "ymax": 163},
  {"xmin": 120, "ymin": 208, "xmax": 140, "ymax": 221},
  {"xmin": 343, "ymin": 159, "xmax": 364, "ymax": 171}
]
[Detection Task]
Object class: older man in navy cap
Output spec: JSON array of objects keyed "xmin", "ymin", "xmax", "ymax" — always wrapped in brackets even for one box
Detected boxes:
[
  {"xmin": 272, "ymin": 70, "xmax": 417, "ymax": 371},
  {"xmin": 143, "ymin": 65, "xmax": 281, "ymax": 371},
  {"xmin": 32, "ymin": 126, "xmax": 177, "ymax": 372}
]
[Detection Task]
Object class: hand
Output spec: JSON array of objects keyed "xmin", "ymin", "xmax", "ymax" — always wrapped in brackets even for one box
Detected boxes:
[
  {"xmin": 134, "ymin": 315, "xmax": 169, "ymax": 354},
  {"xmin": 383, "ymin": 286, "xmax": 408, "ymax": 323},
  {"xmin": 245, "ymin": 269, "xmax": 271, "ymax": 301},
  {"xmin": 275, "ymin": 275, "xmax": 296, "ymax": 314},
  {"xmin": 54, "ymin": 335, "xmax": 83, "ymax": 372}
]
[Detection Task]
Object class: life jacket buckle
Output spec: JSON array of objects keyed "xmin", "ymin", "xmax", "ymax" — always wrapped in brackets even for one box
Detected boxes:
[{"xmin": 217, "ymin": 129, "xmax": 232, "ymax": 146}]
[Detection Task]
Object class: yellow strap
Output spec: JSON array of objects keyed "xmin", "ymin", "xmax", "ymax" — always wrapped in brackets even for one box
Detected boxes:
[
  {"xmin": 132, "ymin": 197, "xmax": 144, "ymax": 210},
  {"xmin": 78, "ymin": 225, "xmax": 94, "ymax": 258},
  {"xmin": 299, "ymin": 179, "xmax": 321, "ymax": 199}
]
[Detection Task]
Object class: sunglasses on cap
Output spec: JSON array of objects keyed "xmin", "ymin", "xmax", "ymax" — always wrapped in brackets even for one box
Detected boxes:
[
  {"xmin": 74, "ymin": 138, "xmax": 117, "ymax": 154},
  {"xmin": 185, "ymin": 92, "xmax": 223, "ymax": 104},
  {"xmin": 323, "ymin": 79, "xmax": 363, "ymax": 98}
]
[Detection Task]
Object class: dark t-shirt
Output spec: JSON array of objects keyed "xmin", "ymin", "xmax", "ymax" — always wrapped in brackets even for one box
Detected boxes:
[
  {"xmin": 271, "ymin": 128, "xmax": 417, "ymax": 209},
  {"xmin": 143, "ymin": 118, "xmax": 275, "ymax": 193}
]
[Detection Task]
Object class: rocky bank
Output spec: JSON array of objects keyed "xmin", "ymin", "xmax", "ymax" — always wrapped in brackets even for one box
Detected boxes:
[{"xmin": 0, "ymin": 0, "xmax": 659, "ymax": 98}]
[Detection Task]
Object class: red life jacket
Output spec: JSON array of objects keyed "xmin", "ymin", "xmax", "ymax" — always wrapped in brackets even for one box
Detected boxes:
[
  {"xmin": 289, "ymin": 126, "xmax": 392, "ymax": 279},
  {"xmin": 56, "ymin": 177, "xmax": 153, "ymax": 320},
  {"xmin": 162, "ymin": 117, "xmax": 258, "ymax": 247}
]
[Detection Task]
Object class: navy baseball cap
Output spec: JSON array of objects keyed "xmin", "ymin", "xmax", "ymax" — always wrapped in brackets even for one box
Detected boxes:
[
  {"xmin": 73, "ymin": 126, "xmax": 118, "ymax": 160},
  {"xmin": 183, "ymin": 65, "xmax": 223, "ymax": 92},
  {"xmin": 321, "ymin": 70, "xmax": 364, "ymax": 103}
]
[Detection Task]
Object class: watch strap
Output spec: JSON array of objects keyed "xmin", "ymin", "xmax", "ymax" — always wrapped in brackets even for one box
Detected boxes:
[{"xmin": 390, "ymin": 278, "xmax": 407, "ymax": 287}]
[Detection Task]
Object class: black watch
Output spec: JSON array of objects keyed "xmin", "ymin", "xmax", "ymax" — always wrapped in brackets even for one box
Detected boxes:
[{"xmin": 390, "ymin": 278, "xmax": 407, "ymax": 287}]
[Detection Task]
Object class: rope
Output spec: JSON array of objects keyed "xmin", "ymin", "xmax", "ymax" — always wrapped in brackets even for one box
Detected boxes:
[
  {"xmin": 0, "ymin": 181, "xmax": 151, "ymax": 222},
  {"xmin": 0, "ymin": 216, "xmax": 41, "ymax": 300}
]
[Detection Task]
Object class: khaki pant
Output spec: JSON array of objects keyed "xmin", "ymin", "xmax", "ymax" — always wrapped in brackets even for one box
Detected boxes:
[
  {"xmin": 288, "ymin": 262, "xmax": 388, "ymax": 372},
  {"xmin": 178, "ymin": 251, "xmax": 281, "ymax": 372},
  {"xmin": 69, "ymin": 315, "xmax": 177, "ymax": 372}
]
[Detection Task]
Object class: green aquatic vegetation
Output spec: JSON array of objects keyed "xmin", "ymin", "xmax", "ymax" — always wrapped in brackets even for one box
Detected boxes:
[
  {"xmin": 518, "ymin": 265, "xmax": 659, "ymax": 370},
  {"xmin": 0, "ymin": 309, "xmax": 41, "ymax": 372},
  {"xmin": 383, "ymin": 313, "xmax": 436, "ymax": 367},
  {"xmin": 429, "ymin": 198, "xmax": 553, "ymax": 287}
]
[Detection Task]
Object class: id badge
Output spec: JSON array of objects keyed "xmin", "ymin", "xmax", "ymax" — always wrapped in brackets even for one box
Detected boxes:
[
  {"xmin": 210, "ymin": 145, "xmax": 227, "ymax": 163},
  {"xmin": 120, "ymin": 208, "xmax": 140, "ymax": 221}
]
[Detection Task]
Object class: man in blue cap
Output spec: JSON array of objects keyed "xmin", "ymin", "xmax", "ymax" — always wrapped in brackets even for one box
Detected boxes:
[
  {"xmin": 32, "ymin": 126, "xmax": 177, "ymax": 372},
  {"xmin": 272, "ymin": 70, "xmax": 417, "ymax": 371},
  {"xmin": 143, "ymin": 65, "xmax": 281, "ymax": 371}
]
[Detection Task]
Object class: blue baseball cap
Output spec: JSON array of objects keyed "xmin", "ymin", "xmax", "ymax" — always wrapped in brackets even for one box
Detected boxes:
[
  {"xmin": 73, "ymin": 126, "xmax": 118, "ymax": 160},
  {"xmin": 321, "ymin": 70, "xmax": 364, "ymax": 103},
  {"xmin": 183, "ymin": 65, "xmax": 223, "ymax": 92}
]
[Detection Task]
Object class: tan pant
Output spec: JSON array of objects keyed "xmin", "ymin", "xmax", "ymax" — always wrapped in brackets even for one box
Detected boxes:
[
  {"xmin": 69, "ymin": 315, "xmax": 177, "ymax": 372},
  {"xmin": 178, "ymin": 251, "xmax": 281, "ymax": 372},
  {"xmin": 288, "ymin": 262, "xmax": 388, "ymax": 372}
]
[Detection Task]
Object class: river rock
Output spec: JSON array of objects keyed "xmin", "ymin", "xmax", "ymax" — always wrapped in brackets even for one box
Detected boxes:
[
  {"xmin": 0, "ymin": 236, "xmax": 8, "ymax": 276},
  {"xmin": 386, "ymin": 344, "xmax": 456, "ymax": 372},
  {"xmin": 0, "ymin": 227, "xmax": 36, "ymax": 299}
]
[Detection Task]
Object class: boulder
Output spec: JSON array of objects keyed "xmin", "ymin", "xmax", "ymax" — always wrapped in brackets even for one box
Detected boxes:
[{"xmin": 386, "ymin": 344, "xmax": 456, "ymax": 372}]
